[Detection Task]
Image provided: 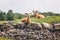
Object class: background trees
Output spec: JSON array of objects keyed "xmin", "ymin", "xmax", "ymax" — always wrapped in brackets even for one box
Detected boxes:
[
  {"xmin": 0, "ymin": 10, "xmax": 24, "ymax": 21},
  {"xmin": 0, "ymin": 10, "xmax": 6, "ymax": 20},
  {"xmin": 0, "ymin": 10, "xmax": 60, "ymax": 21},
  {"xmin": 7, "ymin": 10, "xmax": 14, "ymax": 21}
]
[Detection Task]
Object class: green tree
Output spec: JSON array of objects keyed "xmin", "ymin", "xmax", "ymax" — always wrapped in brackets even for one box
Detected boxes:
[
  {"xmin": 7, "ymin": 10, "xmax": 14, "ymax": 21},
  {"xmin": 14, "ymin": 13, "xmax": 25, "ymax": 19},
  {"xmin": 0, "ymin": 10, "xmax": 5, "ymax": 20},
  {"xmin": 3, "ymin": 12, "xmax": 7, "ymax": 20}
]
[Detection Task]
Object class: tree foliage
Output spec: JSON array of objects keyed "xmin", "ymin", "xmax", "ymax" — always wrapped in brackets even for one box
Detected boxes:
[
  {"xmin": 0, "ymin": 10, "xmax": 24, "ymax": 21},
  {"xmin": 0, "ymin": 10, "xmax": 60, "ymax": 21},
  {"xmin": 7, "ymin": 10, "xmax": 14, "ymax": 20}
]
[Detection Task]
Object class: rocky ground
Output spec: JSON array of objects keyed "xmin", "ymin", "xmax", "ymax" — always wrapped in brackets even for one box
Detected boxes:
[{"xmin": 0, "ymin": 22, "xmax": 60, "ymax": 40}]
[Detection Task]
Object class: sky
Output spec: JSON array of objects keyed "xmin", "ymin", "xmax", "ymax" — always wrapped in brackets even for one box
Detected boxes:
[{"xmin": 0, "ymin": 0, "xmax": 60, "ymax": 13}]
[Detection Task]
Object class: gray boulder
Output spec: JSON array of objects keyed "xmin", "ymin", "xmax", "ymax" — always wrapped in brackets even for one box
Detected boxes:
[
  {"xmin": 27, "ymin": 22, "xmax": 42, "ymax": 30},
  {"xmin": 18, "ymin": 22, "xmax": 25, "ymax": 29},
  {"xmin": 53, "ymin": 23, "xmax": 60, "ymax": 30},
  {"xmin": 42, "ymin": 22, "xmax": 53, "ymax": 29}
]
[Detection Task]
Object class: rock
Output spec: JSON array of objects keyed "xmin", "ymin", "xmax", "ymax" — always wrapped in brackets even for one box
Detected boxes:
[
  {"xmin": 27, "ymin": 22, "xmax": 42, "ymax": 30},
  {"xmin": 7, "ymin": 29, "xmax": 16, "ymax": 33},
  {"xmin": 0, "ymin": 25, "xmax": 4, "ymax": 31},
  {"xmin": 0, "ymin": 22, "xmax": 60, "ymax": 40},
  {"xmin": 0, "ymin": 32, "xmax": 6, "ymax": 37},
  {"xmin": 42, "ymin": 22, "xmax": 52, "ymax": 29},
  {"xmin": 18, "ymin": 22, "xmax": 25, "ymax": 29},
  {"xmin": 53, "ymin": 23, "xmax": 60, "ymax": 30}
]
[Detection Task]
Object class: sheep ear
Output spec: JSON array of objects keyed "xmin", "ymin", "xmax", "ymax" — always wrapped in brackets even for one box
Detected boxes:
[{"xmin": 33, "ymin": 10, "xmax": 34, "ymax": 12}]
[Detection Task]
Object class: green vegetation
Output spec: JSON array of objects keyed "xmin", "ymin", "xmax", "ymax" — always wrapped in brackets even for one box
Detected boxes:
[
  {"xmin": 0, "ymin": 21, "xmax": 5, "ymax": 24},
  {"xmin": 31, "ymin": 16, "xmax": 60, "ymax": 23},
  {"xmin": 0, "ymin": 10, "xmax": 60, "ymax": 24},
  {"xmin": 0, "ymin": 10, "xmax": 25, "ymax": 21},
  {"xmin": 14, "ymin": 16, "xmax": 60, "ymax": 24},
  {"xmin": 0, "ymin": 10, "xmax": 60, "ymax": 21},
  {"xmin": 0, "ymin": 37, "xmax": 15, "ymax": 40}
]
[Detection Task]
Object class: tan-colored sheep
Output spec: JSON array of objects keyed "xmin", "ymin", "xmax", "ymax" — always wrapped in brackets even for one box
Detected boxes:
[
  {"xmin": 33, "ymin": 10, "xmax": 45, "ymax": 19},
  {"xmin": 35, "ymin": 13, "xmax": 45, "ymax": 19},
  {"xmin": 21, "ymin": 15, "xmax": 31, "ymax": 24}
]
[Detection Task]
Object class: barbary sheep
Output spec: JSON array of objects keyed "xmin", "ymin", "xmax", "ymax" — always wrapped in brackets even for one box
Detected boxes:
[
  {"xmin": 21, "ymin": 15, "xmax": 31, "ymax": 24},
  {"xmin": 33, "ymin": 10, "xmax": 45, "ymax": 19},
  {"xmin": 35, "ymin": 13, "xmax": 45, "ymax": 19}
]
